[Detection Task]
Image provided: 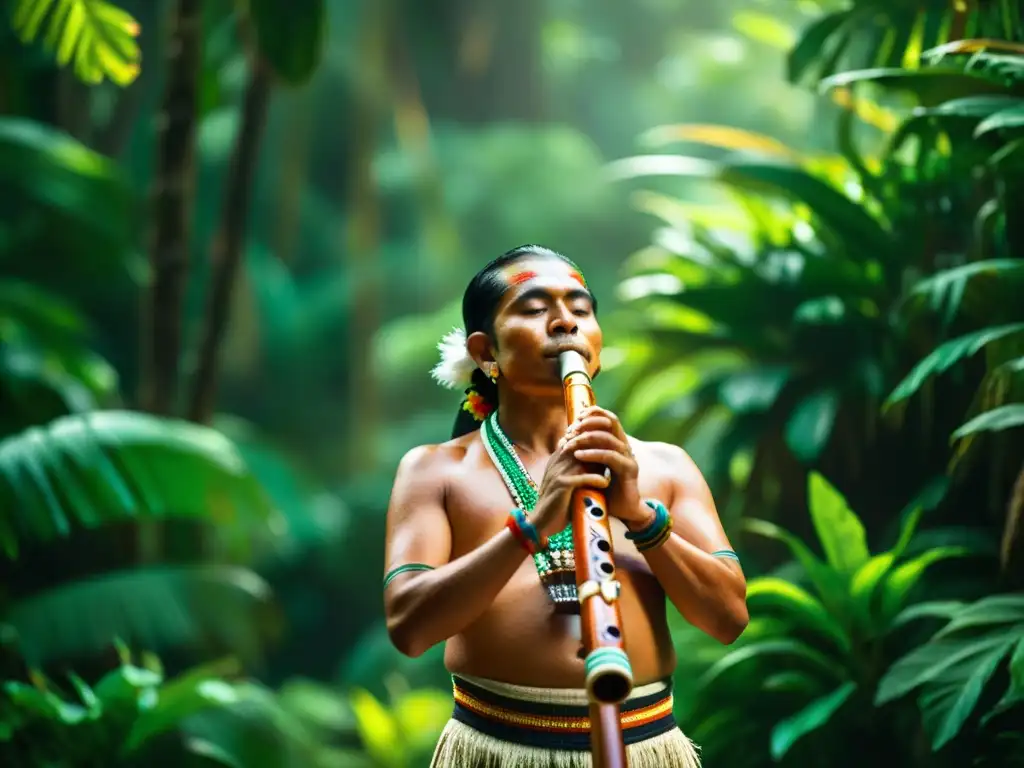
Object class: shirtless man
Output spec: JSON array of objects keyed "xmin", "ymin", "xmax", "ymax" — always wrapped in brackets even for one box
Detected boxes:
[{"xmin": 383, "ymin": 245, "xmax": 748, "ymax": 767}]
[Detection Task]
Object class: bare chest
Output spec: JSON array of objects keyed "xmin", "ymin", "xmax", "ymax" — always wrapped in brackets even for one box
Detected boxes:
[{"xmin": 444, "ymin": 449, "xmax": 672, "ymax": 563}]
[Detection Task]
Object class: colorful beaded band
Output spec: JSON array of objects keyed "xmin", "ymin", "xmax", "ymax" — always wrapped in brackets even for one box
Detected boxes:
[
  {"xmin": 507, "ymin": 507, "xmax": 546, "ymax": 554},
  {"xmin": 712, "ymin": 549, "xmax": 741, "ymax": 564},
  {"xmin": 626, "ymin": 499, "xmax": 673, "ymax": 552},
  {"xmin": 451, "ymin": 675, "xmax": 676, "ymax": 750},
  {"xmin": 383, "ymin": 563, "xmax": 434, "ymax": 590}
]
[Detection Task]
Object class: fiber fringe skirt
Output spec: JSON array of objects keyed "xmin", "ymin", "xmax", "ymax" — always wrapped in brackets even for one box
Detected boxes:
[{"xmin": 429, "ymin": 674, "xmax": 700, "ymax": 768}]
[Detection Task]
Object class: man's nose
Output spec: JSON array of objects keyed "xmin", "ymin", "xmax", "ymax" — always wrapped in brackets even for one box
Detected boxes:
[{"xmin": 549, "ymin": 307, "xmax": 579, "ymax": 336}]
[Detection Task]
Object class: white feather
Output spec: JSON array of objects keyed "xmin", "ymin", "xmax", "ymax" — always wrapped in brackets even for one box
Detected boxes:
[{"xmin": 430, "ymin": 327, "xmax": 476, "ymax": 390}]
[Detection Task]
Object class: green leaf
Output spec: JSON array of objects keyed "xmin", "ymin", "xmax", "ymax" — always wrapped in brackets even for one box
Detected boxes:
[
  {"xmin": 879, "ymin": 546, "xmax": 974, "ymax": 623},
  {"xmin": 8, "ymin": 566, "xmax": 273, "ymax": 666},
  {"xmin": 785, "ymin": 389, "xmax": 840, "ymax": 463},
  {"xmin": 951, "ymin": 404, "xmax": 1024, "ymax": 441},
  {"xmin": 0, "ymin": 411, "xmax": 281, "ymax": 560},
  {"xmin": 392, "ymin": 689, "xmax": 453, "ymax": 754},
  {"xmin": 11, "ymin": 0, "xmax": 142, "ymax": 86},
  {"xmin": 742, "ymin": 518, "xmax": 847, "ymax": 613},
  {"xmin": 886, "ymin": 323, "xmax": 1024, "ymax": 407},
  {"xmin": 124, "ymin": 663, "xmax": 242, "ymax": 754},
  {"xmin": 349, "ymin": 688, "xmax": 403, "ymax": 768},
  {"xmin": 770, "ymin": 681, "xmax": 856, "ymax": 759},
  {"xmin": 745, "ymin": 578, "xmax": 851, "ymax": 653},
  {"xmin": 934, "ymin": 594, "xmax": 1024, "ymax": 637},
  {"xmin": 906, "ymin": 259, "xmax": 1024, "ymax": 327},
  {"xmin": 891, "ymin": 601, "xmax": 964, "ymax": 630},
  {"xmin": 819, "ymin": 67, "xmax": 1007, "ymax": 106},
  {"xmin": 0, "ymin": 118, "xmax": 139, "ymax": 266},
  {"xmin": 918, "ymin": 646, "xmax": 1009, "ymax": 749},
  {"xmin": 605, "ymin": 154, "xmax": 892, "ymax": 261},
  {"xmin": 787, "ymin": 11, "xmax": 850, "ymax": 85},
  {"xmin": 807, "ymin": 472, "xmax": 870, "ymax": 575},
  {"xmin": 699, "ymin": 639, "xmax": 844, "ymax": 689},
  {"xmin": 876, "ymin": 596, "xmax": 1024, "ymax": 706},
  {"xmin": 976, "ymin": 104, "xmax": 1024, "ymax": 137},
  {"xmin": 248, "ymin": 0, "xmax": 326, "ymax": 85}
]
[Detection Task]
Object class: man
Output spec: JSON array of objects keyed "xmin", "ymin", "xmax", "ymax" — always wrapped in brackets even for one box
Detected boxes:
[{"xmin": 383, "ymin": 245, "xmax": 748, "ymax": 767}]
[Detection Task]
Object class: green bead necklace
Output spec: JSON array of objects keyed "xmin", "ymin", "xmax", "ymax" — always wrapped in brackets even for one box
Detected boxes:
[{"xmin": 481, "ymin": 412, "xmax": 579, "ymax": 612}]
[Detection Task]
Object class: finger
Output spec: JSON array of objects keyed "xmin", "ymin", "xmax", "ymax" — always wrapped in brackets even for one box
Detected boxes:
[
  {"xmin": 564, "ymin": 472, "xmax": 611, "ymax": 489},
  {"xmin": 582, "ymin": 407, "xmax": 628, "ymax": 440},
  {"xmin": 573, "ymin": 449, "xmax": 634, "ymax": 473},
  {"xmin": 566, "ymin": 431, "xmax": 627, "ymax": 453},
  {"xmin": 573, "ymin": 415, "xmax": 616, "ymax": 434}
]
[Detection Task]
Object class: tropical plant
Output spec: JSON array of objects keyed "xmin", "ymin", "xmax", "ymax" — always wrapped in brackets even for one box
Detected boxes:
[
  {"xmin": 1, "ymin": 643, "xmax": 255, "ymax": 766},
  {"xmin": 0, "ymin": 410, "xmax": 284, "ymax": 668},
  {"xmin": 606, "ymin": 36, "xmax": 1024, "ymax": 536},
  {"xmin": 673, "ymin": 470, "xmax": 984, "ymax": 768},
  {"xmin": 8, "ymin": 0, "xmax": 142, "ymax": 86},
  {"xmin": 876, "ymin": 592, "xmax": 1024, "ymax": 756}
]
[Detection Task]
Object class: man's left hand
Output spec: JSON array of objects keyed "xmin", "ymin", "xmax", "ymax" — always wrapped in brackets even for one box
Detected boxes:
[{"xmin": 566, "ymin": 406, "xmax": 650, "ymax": 529}]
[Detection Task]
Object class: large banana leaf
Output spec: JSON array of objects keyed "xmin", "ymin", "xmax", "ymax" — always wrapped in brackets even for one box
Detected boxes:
[
  {"xmin": 0, "ymin": 411, "xmax": 281, "ymax": 560},
  {"xmin": 5, "ymin": 565, "xmax": 275, "ymax": 666}
]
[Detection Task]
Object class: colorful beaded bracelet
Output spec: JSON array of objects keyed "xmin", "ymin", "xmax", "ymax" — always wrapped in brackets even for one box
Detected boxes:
[
  {"xmin": 506, "ymin": 507, "xmax": 546, "ymax": 554},
  {"xmin": 626, "ymin": 499, "xmax": 673, "ymax": 552},
  {"xmin": 383, "ymin": 562, "xmax": 435, "ymax": 590}
]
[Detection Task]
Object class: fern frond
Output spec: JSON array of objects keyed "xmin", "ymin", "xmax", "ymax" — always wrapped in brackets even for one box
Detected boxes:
[{"xmin": 10, "ymin": 0, "xmax": 141, "ymax": 86}]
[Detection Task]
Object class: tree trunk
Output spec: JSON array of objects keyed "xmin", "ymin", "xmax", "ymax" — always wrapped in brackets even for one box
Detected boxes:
[
  {"xmin": 139, "ymin": 0, "xmax": 202, "ymax": 415},
  {"xmin": 187, "ymin": 59, "xmax": 273, "ymax": 425}
]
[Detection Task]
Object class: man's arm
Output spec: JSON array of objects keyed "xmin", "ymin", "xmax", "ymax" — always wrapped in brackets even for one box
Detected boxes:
[
  {"xmin": 635, "ymin": 443, "xmax": 748, "ymax": 645},
  {"xmin": 383, "ymin": 444, "xmax": 530, "ymax": 658}
]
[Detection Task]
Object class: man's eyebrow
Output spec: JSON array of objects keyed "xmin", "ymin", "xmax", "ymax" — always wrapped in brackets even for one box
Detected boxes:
[{"xmin": 511, "ymin": 287, "xmax": 594, "ymax": 304}]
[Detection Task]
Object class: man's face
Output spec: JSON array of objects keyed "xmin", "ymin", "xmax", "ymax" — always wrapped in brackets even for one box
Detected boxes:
[{"xmin": 484, "ymin": 258, "xmax": 602, "ymax": 394}]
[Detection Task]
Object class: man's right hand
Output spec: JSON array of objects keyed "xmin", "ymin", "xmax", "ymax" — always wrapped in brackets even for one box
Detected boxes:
[{"xmin": 533, "ymin": 423, "xmax": 612, "ymax": 537}]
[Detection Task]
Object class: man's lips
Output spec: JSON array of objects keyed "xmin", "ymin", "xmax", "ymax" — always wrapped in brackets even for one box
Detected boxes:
[{"xmin": 543, "ymin": 341, "xmax": 591, "ymax": 360}]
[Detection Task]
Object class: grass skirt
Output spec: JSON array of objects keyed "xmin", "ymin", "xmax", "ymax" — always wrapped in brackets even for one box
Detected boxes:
[{"xmin": 429, "ymin": 674, "xmax": 700, "ymax": 768}]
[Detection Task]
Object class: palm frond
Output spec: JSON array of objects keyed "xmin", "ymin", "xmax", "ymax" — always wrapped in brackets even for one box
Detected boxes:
[
  {"xmin": 6, "ymin": 565, "xmax": 276, "ymax": 666},
  {"xmin": 0, "ymin": 411, "xmax": 282, "ymax": 560},
  {"xmin": 10, "ymin": 0, "xmax": 141, "ymax": 86}
]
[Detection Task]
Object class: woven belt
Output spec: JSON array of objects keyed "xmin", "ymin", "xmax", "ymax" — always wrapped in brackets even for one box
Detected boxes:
[{"xmin": 451, "ymin": 675, "xmax": 677, "ymax": 750}]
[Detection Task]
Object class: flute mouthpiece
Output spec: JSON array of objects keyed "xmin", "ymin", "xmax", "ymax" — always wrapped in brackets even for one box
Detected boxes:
[{"xmin": 558, "ymin": 350, "xmax": 589, "ymax": 381}]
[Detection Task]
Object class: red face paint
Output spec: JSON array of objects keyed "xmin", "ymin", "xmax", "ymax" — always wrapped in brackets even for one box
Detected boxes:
[
  {"xmin": 507, "ymin": 270, "xmax": 537, "ymax": 285},
  {"xmin": 568, "ymin": 270, "xmax": 586, "ymax": 288}
]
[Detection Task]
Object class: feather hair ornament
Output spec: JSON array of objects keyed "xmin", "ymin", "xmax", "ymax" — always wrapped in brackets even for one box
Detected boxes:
[{"xmin": 430, "ymin": 327, "xmax": 476, "ymax": 390}]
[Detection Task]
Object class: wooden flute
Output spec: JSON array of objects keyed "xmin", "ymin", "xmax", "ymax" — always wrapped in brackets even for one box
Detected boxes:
[{"xmin": 559, "ymin": 350, "xmax": 633, "ymax": 768}]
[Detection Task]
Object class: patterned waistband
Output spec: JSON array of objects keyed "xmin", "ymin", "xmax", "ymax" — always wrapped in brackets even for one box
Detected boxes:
[{"xmin": 450, "ymin": 675, "xmax": 677, "ymax": 751}]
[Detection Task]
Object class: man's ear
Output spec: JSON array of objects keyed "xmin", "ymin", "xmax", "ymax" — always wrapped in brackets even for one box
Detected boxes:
[{"xmin": 466, "ymin": 331, "xmax": 495, "ymax": 370}]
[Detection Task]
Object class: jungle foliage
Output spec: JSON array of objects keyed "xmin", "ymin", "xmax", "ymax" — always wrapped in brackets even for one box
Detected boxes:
[{"xmin": 0, "ymin": 0, "xmax": 1022, "ymax": 766}]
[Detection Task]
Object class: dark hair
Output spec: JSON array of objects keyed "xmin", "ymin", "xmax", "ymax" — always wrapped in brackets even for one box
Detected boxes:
[{"xmin": 450, "ymin": 245, "xmax": 592, "ymax": 439}]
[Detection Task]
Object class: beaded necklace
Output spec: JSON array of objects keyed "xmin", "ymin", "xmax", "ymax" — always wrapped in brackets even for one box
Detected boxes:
[{"xmin": 481, "ymin": 412, "xmax": 579, "ymax": 612}]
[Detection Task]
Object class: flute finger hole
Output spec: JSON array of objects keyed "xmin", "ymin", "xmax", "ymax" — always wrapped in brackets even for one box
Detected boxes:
[
  {"xmin": 596, "ymin": 539, "xmax": 610, "ymax": 552},
  {"xmin": 605, "ymin": 626, "xmax": 621, "ymax": 639},
  {"xmin": 599, "ymin": 562, "xmax": 614, "ymax": 575}
]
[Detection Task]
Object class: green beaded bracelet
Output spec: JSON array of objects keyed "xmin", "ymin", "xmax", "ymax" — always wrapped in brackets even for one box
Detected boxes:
[
  {"xmin": 383, "ymin": 563, "xmax": 434, "ymax": 590},
  {"xmin": 711, "ymin": 549, "xmax": 741, "ymax": 564}
]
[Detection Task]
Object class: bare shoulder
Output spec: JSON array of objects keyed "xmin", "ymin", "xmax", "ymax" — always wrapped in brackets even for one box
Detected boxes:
[
  {"xmin": 626, "ymin": 436, "xmax": 710, "ymax": 493},
  {"xmin": 393, "ymin": 432, "xmax": 478, "ymax": 489}
]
